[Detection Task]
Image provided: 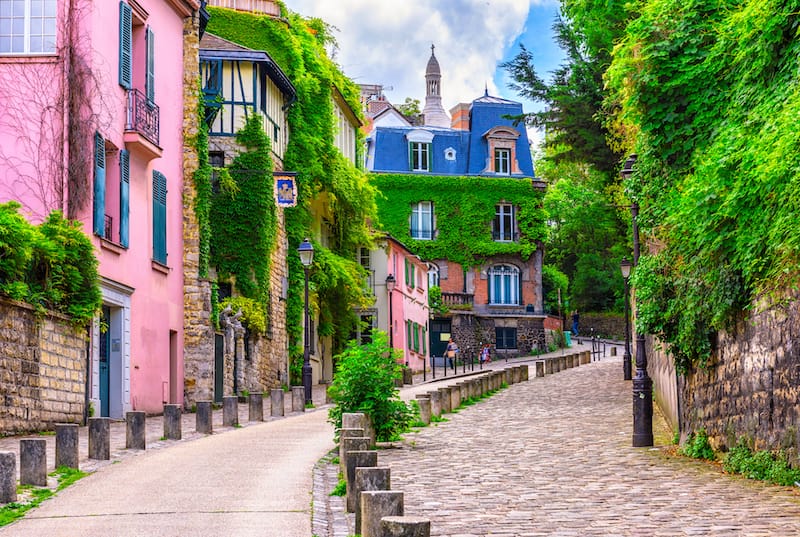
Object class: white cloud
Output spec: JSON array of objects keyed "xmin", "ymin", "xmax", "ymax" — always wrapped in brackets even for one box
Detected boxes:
[{"xmin": 282, "ymin": 0, "xmax": 544, "ymax": 111}]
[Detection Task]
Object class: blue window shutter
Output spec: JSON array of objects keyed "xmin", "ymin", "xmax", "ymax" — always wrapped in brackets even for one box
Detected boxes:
[
  {"xmin": 119, "ymin": 150, "xmax": 130, "ymax": 247},
  {"xmin": 93, "ymin": 132, "xmax": 106, "ymax": 236},
  {"xmin": 152, "ymin": 171, "xmax": 167, "ymax": 264},
  {"xmin": 118, "ymin": 2, "xmax": 132, "ymax": 89},
  {"xmin": 146, "ymin": 26, "xmax": 155, "ymax": 102}
]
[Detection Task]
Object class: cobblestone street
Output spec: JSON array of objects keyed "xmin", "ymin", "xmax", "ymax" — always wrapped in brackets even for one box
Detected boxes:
[{"xmin": 374, "ymin": 356, "xmax": 800, "ymax": 536}]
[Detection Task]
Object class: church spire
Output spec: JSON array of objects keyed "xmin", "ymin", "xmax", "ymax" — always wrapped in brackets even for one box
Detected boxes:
[{"xmin": 422, "ymin": 43, "xmax": 450, "ymax": 127}]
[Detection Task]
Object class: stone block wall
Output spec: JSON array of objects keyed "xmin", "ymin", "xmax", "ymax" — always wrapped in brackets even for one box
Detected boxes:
[
  {"xmin": 450, "ymin": 314, "xmax": 545, "ymax": 359},
  {"xmin": 0, "ymin": 298, "xmax": 87, "ymax": 433}
]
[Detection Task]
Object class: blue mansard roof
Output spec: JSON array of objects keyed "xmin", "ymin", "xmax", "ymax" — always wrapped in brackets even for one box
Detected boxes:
[{"xmin": 368, "ymin": 93, "xmax": 535, "ymax": 178}]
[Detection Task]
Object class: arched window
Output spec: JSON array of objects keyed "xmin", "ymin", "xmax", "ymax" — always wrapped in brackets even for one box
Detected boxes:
[
  {"xmin": 488, "ymin": 264, "xmax": 520, "ymax": 305},
  {"xmin": 427, "ymin": 263, "xmax": 440, "ymax": 288}
]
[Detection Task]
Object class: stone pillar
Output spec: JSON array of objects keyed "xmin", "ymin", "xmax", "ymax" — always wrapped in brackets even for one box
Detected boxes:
[
  {"xmin": 164, "ymin": 404, "xmax": 182, "ymax": 440},
  {"xmin": 88, "ymin": 417, "xmax": 111, "ymax": 460},
  {"xmin": 449, "ymin": 384, "xmax": 461, "ymax": 410},
  {"xmin": 416, "ymin": 396, "xmax": 431, "ymax": 425},
  {"xmin": 345, "ymin": 450, "xmax": 378, "ymax": 512},
  {"xmin": 521, "ymin": 364, "xmax": 529, "ymax": 381},
  {"xmin": 511, "ymin": 367, "xmax": 520, "ymax": 384},
  {"xmin": 55, "ymin": 423, "xmax": 79, "ymax": 469},
  {"xmin": 338, "ymin": 428, "xmax": 365, "ymax": 472},
  {"xmin": 458, "ymin": 382, "xmax": 468, "ymax": 402},
  {"xmin": 0, "ymin": 452, "xmax": 16, "ymax": 503},
  {"xmin": 291, "ymin": 386, "xmax": 305, "ymax": 412},
  {"xmin": 546, "ymin": 359, "xmax": 554, "ymax": 374},
  {"xmin": 343, "ymin": 412, "xmax": 367, "ymax": 430},
  {"xmin": 361, "ymin": 490, "xmax": 403, "ymax": 537},
  {"xmin": 340, "ymin": 436, "xmax": 371, "ymax": 475},
  {"xmin": 560, "ymin": 355, "xmax": 567, "ymax": 371},
  {"xmin": 428, "ymin": 391, "xmax": 441, "ymax": 418},
  {"xmin": 355, "ymin": 466, "xmax": 391, "ymax": 535},
  {"xmin": 402, "ymin": 368, "xmax": 413, "ymax": 385},
  {"xmin": 126, "ymin": 411, "xmax": 146, "ymax": 450},
  {"xmin": 610, "ymin": 346, "xmax": 617, "ymax": 356},
  {"xmin": 20, "ymin": 439, "xmax": 46, "ymax": 486},
  {"xmin": 249, "ymin": 392, "xmax": 264, "ymax": 422},
  {"xmin": 222, "ymin": 396, "xmax": 238, "ymax": 427},
  {"xmin": 381, "ymin": 516, "xmax": 431, "ymax": 537},
  {"xmin": 270, "ymin": 389, "xmax": 284, "ymax": 417},
  {"xmin": 535, "ymin": 361, "xmax": 545, "ymax": 377},
  {"xmin": 438, "ymin": 387, "xmax": 451, "ymax": 413},
  {"xmin": 196, "ymin": 401, "xmax": 213, "ymax": 434}
]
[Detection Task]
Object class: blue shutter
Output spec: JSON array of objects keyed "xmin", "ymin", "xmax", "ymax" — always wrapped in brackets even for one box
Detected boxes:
[
  {"xmin": 119, "ymin": 149, "xmax": 130, "ymax": 248},
  {"xmin": 145, "ymin": 26, "xmax": 155, "ymax": 103},
  {"xmin": 118, "ymin": 2, "xmax": 132, "ymax": 89},
  {"xmin": 93, "ymin": 132, "xmax": 106, "ymax": 236},
  {"xmin": 152, "ymin": 171, "xmax": 167, "ymax": 264}
]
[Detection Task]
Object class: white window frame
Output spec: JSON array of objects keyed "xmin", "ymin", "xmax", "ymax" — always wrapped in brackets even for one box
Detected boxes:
[
  {"xmin": 427, "ymin": 263, "xmax": 440, "ymax": 288},
  {"xmin": 410, "ymin": 201, "xmax": 434, "ymax": 240},
  {"xmin": 494, "ymin": 148, "xmax": 510, "ymax": 174},
  {"xmin": 410, "ymin": 141, "xmax": 430, "ymax": 171},
  {"xmin": 489, "ymin": 264, "xmax": 520, "ymax": 305},
  {"xmin": 0, "ymin": 0, "xmax": 57, "ymax": 55},
  {"xmin": 494, "ymin": 204, "xmax": 515, "ymax": 242}
]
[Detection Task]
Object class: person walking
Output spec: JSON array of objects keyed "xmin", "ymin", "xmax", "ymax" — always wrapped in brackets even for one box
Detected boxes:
[
  {"xmin": 571, "ymin": 310, "xmax": 580, "ymax": 337},
  {"xmin": 446, "ymin": 338, "xmax": 458, "ymax": 369}
]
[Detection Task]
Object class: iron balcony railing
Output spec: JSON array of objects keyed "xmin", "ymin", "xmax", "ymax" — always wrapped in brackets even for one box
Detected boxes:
[
  {"xmin": 126, "ymin": 89, "xmax": 159, "ymax": 147},
  {"xmin": 442, "ymin": 292, "xmax": 474, "ymax": 308}
]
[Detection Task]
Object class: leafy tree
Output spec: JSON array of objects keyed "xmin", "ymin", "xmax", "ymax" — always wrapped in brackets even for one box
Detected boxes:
[
  {"xmin": 327, "ymin": 331, "xmax": 415, "ymax": 442},
  {"xmin": 541, "ymin": 264, "xmax": 568, "ymax": 315},
  {"xmin": 395, "ymin": 97, "xmax": 421, "ymax": 121}
]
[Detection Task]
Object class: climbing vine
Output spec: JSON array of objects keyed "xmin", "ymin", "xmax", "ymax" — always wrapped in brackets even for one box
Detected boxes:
[
  {"xmin": 192, "ymin": 83, "xmax": 213, "ymax": 279},
  {"xmin": 370, "ymin": 173, "xmax": 546, "ymax": 267}
]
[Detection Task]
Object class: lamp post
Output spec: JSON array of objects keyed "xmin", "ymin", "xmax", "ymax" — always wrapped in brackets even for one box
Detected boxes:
[
  {"xmin": 620, "ymin": 154, "xmax": 653, "ymax": 447},
  {"xmin": 620, "ymin": 258, "xmax": 632, "ymax": 381},
  {"xmin": 385, "ymin": 274, "xmax": 395, "ymax": 350},
  {"xmin": 298, "ymin": 238, "xmax": 314, "ymax": 406}
]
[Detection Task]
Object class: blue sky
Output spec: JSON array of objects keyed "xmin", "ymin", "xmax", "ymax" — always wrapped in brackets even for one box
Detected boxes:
[{"xmin": 280, "ymin": 0, "xmax": 565, "ymax": 129}]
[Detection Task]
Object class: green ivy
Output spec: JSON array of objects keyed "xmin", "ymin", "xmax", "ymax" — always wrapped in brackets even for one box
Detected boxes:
[
  {"xmin": 370, "ymin": 173, "xmax": 546, "ymax": 267},
  {"xmin": 220, "ymin": 296, "xmax": 267, "ymax": 335},
  {"xmin": 192, "ymin": 83, "xmax": 213, "ymax": 279}
]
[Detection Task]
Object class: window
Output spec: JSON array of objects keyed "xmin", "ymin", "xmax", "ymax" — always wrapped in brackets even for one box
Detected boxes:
[
  {"xmin": 493, "ymin": 204, "xmax": 515, "ymax": 242},
  {"xmin": 0, "ymin": 0, "xmax": 56, "ymax": 55},
  {"xmin": 409, "ymin": 141, "xmax": 430, "ymax": 171},
  {"xmin": 358, "ymin": 313, "xmax": 374, "ymax": 344},
  {"xmin": 427, "ymin": 263, "xmax": 439, "ymax": 288},
  {"xmin": 92, "ymin": 133, "xmax": 129, "ymax": 247},
  {"xmin": 410, "ymin": 201, "xmax": 434, "ymax": 240},
  {"xmin": 406, "ymin": 321, "xmax": 424, "ymax": 353},
  {"xmin": 404, "ymin": 258, "xmax": 416, "ymax": 288},
  {"xmin": 118, "ymin": 2, "xmax": 132, "ymax": 88},
  {"xmin": 494, "ymin": 148, "xmax": 510, "ymax": 174},
  {"xmin": 495, "ymin": 327, "xmax": 517, "ymax": 349},
  {"xmin": 152, "ymin": 170, "xmax": 167, "ymax": 264},
  {"xmin": 488, "ymin": 264, "xmax": 520, "ymax": 305}
]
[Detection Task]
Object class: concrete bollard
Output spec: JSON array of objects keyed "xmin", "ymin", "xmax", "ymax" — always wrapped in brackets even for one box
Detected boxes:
[
  {"xmin": 55, "ymin": 423, "xmax": 79, "ymax": 469},
  {"xmin": 361, "ymin": 490, "xmax": 404, "ymax": 537},
  {"xmin": 0, "ymin": 452, "xmax": 16, "ymax": 503},
  {"xmin": 345, "ymin": 450, "xmax": 378, "ymax": 512},
  {"xmin": 88, "ymin": 417, "xmax": 111, "ymax": 460},
  {"xmin": 381, "ymin": 515, "xmax": 431, "ymax": 537},
  {"xmin": 449, "ymin": 384, "xmax": 461, "ymax": 410},
  {"xmin": 164, "ymin": 404, "xmax": 182, "ymax": 440},
  {"xmin": 20, "ymin": 438, "xmax": 47, "ymax": 486},
  {"xmin": 270, "ymin": 389, "xmax": 284, "ymax": 417},
  {"xmin": 291, "ymin": 386, "xmax": 305, "ymax": 412},
  {"xmin": 355, "ymin": 466, "xmax": 391, "ymax": 535},
  {"xmin": 249, "ymin": 392, "xmax": 264, "ymax": 422},
  {"xmin": 222, "ymin": 396, "xmax": 238, "ymax": 427},
  {"xmin": 428, "ymin": 391, "xmax": 441, "ymax": 417},
  {"xmin": 416, "ymin": 396, "xmax": 431, "ymax": 425},
  {"xmin": 126, "ymin": 411, "xmax": 146, "ymax": 450},
  {"xmin": 438, "ymin": 387, "xmax": 452, "ymax": 413},
  {"xmin": 196, "ymin": 401, "xmax": 213, "ymax": 434}
]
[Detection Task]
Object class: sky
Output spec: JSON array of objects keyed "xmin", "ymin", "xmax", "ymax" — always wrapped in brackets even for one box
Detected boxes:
[{"xmin": 280, "ymin": 0, "xmax": 566, "ymax": 145}]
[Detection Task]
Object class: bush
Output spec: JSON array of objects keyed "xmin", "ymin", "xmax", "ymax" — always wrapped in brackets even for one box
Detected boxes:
[
  {"xmin": 327, "ymin": 331, "xmax": 415, "ymax": 442},
  {"xmin": 681, "ymin": 428, "xmax": 715, "ymax": 460},
  {"xmin": 723, "ymin": 440, "xmax": 800, "ymax": 486}
]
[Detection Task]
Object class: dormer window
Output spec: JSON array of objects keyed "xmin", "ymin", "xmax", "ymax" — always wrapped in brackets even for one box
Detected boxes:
[
  {"xmin": 483, "ymin": 126, "xmax": 520, "ymax": 175},
  {"xmin": 494, "ymin": 148, "xmax": 510, "ymax": 174},
  {"xmin": 406, "ymin": 129, "xmax": 434, "ymax": 172}
]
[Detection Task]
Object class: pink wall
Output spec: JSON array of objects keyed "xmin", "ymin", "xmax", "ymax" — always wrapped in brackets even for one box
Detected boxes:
[{"xmin": 388, "ymin": 242, "xmax": 430, "ymax": 373}]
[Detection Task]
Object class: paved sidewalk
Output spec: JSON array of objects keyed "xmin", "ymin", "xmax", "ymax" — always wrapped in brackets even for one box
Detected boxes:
[{"xmin": 372, "ymin": 354, "xmax": 800, "ymax": 536}]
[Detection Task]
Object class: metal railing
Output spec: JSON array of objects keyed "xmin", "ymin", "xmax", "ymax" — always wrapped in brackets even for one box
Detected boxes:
[
  {"xmin": 126, "ymin": 89, "xmax": 159, "ymax": 147},
  {"xmin": 441, "ymin": 292, "xmax": 473, "ymax": 308}
]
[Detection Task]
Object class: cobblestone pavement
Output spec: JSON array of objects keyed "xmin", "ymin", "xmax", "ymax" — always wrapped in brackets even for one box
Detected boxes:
[{"xmin": 368, "ymin": 355, "xmax": 800, "ymax": 536}]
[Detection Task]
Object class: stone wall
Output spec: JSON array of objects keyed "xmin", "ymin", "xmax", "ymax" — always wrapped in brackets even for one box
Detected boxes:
[
  {"xmin": 0, "ymin": 298, "xmax": 87, "ymax": 433},
  {"xmin": 450, "ymin": 313, "xmax": 545, "ymax": 359}
]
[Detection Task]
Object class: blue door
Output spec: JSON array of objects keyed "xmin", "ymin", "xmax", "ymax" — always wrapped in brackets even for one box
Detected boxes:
[{"xmin": 99, "ymin": 306, "xmax": 111, "ymax": 417}]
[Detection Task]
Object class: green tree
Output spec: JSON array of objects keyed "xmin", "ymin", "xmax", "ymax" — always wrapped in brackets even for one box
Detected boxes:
[{"xmin": 395, "ymin": 97, "xmax": 421, "ymax": 120}]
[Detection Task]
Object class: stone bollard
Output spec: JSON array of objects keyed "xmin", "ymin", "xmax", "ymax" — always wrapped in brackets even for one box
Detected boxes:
[
  {"xmin": 343, "ymin": 412, "xmax": 367, "ymax": 430},
  {"xmin": 449, "ymin": 384, "xmax": 461, "ymax": 410},
  {"xmin": 0, "ymin": 452, "xmax": 16, "ymax": 503},
  {"xmin": 610, "ymin": 346, "xmax": 617, "ymax": 356},
  {"xmin": 164, "ymin": 404, "xmax": 182, "ymax": 440},
  {"xmin": 482, "ymin": 376, "xmax": 490, "ymax": 394},
  {"xmin": 469, "ymin": 379, "xmax": 479, "ymax": 399},
  {"xmin": 458, "ymin": 382, "xmax": 468, "ymax": 402},
  {"xmin": 428, "ymin": 391, "xmax": 441, "ymax": 417},
  {"xmin": 20, "ymin": 439, "xmax": 47, "ymax": 486},
  {"xmin": 55, "ymin": 423, "xmax": 79, "ymax": 469},
  {"xmin": 381, "ymin": 515, "xmax": 431, "ymax": 537},
  {"xmin": 535, "ymin": 360, "xmax": 545, "ymax": 377},
  {"xmin": 222, "ymin": 396, "xmax": 238, "ymax": 427},
  {"xmin": 355, "ymin": 466, "xmax": 391, "ymax": 535},
  {"xmin": 402, "ymin": 368, "xmax": 413, "ymax": 385},
  {"xmin": 338, "ymin": 428, "xmax": 365, "ymax": 473},
  {"xmin": 270, "ymin": 389, "xmax": 284, "ymax": 417},
  {"xmin": 196, "ymin": 401, "xmax": 213, "ymax": 434},
  {"xmin": 345, "ymin": 450, "xmax": 378, "ymax": 512},
  {"xmin": 361, "ymin": 490, "xmax": 404, "ymax": 537},
  {"xmin": 581, "ymin": 350, "xmax": 591, "ymax": 365},
  {"xmin": 438, "ymin": 387, "xmax": 452, "ymax": 413},
  {"xmin": 340, "ymin": 436, "xmax": 371, "ymax": 476},
  {"xmin": 511, "ymin": 367, "xmax": 520, "ymax": 384},
  {"xmin": 572, "ymin": 354, "xmax": 580, "ymax": 368},
  {"xmin": 88, "ymin": 417, "xmax": 111, "ymax": 460},
  {"xmin": 249, "ymin": 392, "xmax": 264, "ymax": 422},
  {"xmin": 560, "ymin": 355, "xmax": 568, "ymax": 371},
  {"xmin": 291, "ymin": 386, "xmax": 305, "ymax": 412},
  {"xmin": 416, "ymin": 396, "xmax": 431, "ymax": 425},
  {"xmin": 521, "ymin": 364, "xmax": 529, "ymax": 381},
  {"xmin": 126, "ymin": 411, "xmax": 146, "ymax": 450},
  {"xmin": 546, "ymin": 359, "xmax": 554, "ymax": 374},
  {"xmin": 504, "ymin": 368, "xmax": 512, "ymax": 386}
]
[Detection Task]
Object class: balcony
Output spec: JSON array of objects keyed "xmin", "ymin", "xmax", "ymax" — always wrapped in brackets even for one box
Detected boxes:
[
  {"xmin": 205, "ymin": 0, "xmax": 279, "ymax": 15},
  {"xmin": 442, "ymin": 292, "xmax": 473, "ymax": 310},
  {"xmin": 124, "ymin": 89, "xmax": 161, "ymax": 160}
]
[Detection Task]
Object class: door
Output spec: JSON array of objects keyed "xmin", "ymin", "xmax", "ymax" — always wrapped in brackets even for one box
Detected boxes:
[
  {"xmin": 99, "ymin": 306, "xmax": 111, "ymax": 417},
  {"xmin": 429, "ymin": 318, "xmax": 451, "ymax": 366},
  {"xmin": 214, "ymin": 333, "xmax": 224, "ymax": 403}
]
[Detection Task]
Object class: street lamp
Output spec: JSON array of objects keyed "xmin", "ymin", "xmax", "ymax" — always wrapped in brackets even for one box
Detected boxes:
[
  {"xmin": 385, "ymin": 274, "xmax": 395, "ymax": 350},
  {"xmin": 619, "ymin": 153, "xmax": 653, "ymax": 447},
  {"xmin": 620, "ymin": 258, "xmax": 632, "ymax": 381},
  {"xmin": 298, "ymin": 238, "xmax": 314, "ymax": 406}
]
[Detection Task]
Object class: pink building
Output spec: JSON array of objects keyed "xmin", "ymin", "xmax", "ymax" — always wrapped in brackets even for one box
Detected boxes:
[{"xmin": 0, "ymin": 0, "xmax": 200, "ymax": 417}]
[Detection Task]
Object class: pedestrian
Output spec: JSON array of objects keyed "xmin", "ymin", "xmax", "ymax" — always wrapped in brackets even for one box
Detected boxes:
[
  {"xmin": 446, "ymin": 338, "xmax": 458, "ymax": 369},
  {"xmin": 481, "ymin": 343, "xmax": 491, "ymax": 364},
  {"xmin": 571, "ymin": 310, "xmax": 580, "ymax": 337}
]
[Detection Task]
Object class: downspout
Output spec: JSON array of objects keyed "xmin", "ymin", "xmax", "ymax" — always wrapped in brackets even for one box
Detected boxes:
[{"xmin": 61, "ymin": 0, "xmax": 74, "ymax": 215}]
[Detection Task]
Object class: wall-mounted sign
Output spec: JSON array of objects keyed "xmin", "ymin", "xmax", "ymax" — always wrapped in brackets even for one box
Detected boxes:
[{"xmin": 274, "ymin": 171, "xmax": 297, "ymax": 207}]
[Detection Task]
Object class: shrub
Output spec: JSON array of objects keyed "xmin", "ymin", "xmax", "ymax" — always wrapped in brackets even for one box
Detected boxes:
[
  {"xmin": 723, "ymin": 440, "xmax": 800, "ymax": 486},
  {"xmin": 680, "ymin": 428, "xmax": 715, "ymax": 460},
  {"xmin": 327, "ymin": 331, "xmax": 415, "ymax": 442}
]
